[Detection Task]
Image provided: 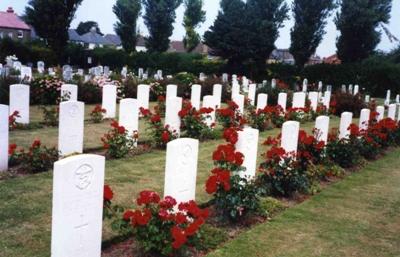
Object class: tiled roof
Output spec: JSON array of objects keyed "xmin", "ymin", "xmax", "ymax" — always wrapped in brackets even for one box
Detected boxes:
[
  {"xmin": 168, "ymin": 41, "xmax": 207, "ymax": 54},
  {"xmin": 0, "ymin": 9, "xmax": 30, "ymax": 30},
  {"xmin": 104, "ymin": 34, "xmax": 121, "ymax": 45},
  {"xmin": 79, "ymin": 30, "xmax": 110, "ymax": 45}
]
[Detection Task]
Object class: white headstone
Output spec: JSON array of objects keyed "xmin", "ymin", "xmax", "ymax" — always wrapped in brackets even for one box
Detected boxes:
[
  {"xmin": 157, "ymin": 70, "xmax": 163, "ymax": 80},
  {"xmin": 256, "ymin": 94, "xmax": 268, "ymax": 110},
  {"xmin": 315, "ymin": 116, "xmax": 330, "ymax": 144},
  {"xmin": 341, "ymin": 85, "xmax": 347, "ymax": 93},
  {"xmin": 202, "ymin": 96, "xmax": 216, "ymax": 127},
  {"xmin": 61, "ymin": 84, "xmax": 78, "ymax": 101},
  {"xmin": 137, "ymin": 84, "xmax": 150, "ymax": 111},
  {"xmin": 292, "ymin": 92, "xmax": 306, "ymax": 108},
  {"xmin": 10, "ymin": 84, "xmax": 30, "ymax": 124},
  {"xmin": 199, "ymin": 73, "xmax": 206, "ymax": 82},
  {"xmin": 353, "ymin": 85, "xmax": 359, "ymax": 95},
  {"xmin": 339, "ymin": 112, "xmax": 353, "ymax": 139},
  {"xmin": 376, "ymin": 106, "xmax": 385, "ymax": 121},
  {"xmin": 385, "ymin": 90, "xmax": 391, "ymax": 105},
  {"xmin": 103, "ymin": 66, "xmax": 110, "ymax": 77},
  {"xmin": 348, "ymin": 85, "xmax": 353, "ymax": 95},
  {"xmin": 0, "ymin": 105, "xmax": 8, "ymax": 171},
  {"xmin": 51, "ymin": 154, "xmax": 105, "ymax": 257},
  {"xmin": 20, "ymin": 66, "xmax": 32, "ymax": 81},
  {"xmin": 164, "ymin": 138, "xmax": 199, "ymax": 203},
  {"xmin": 278, "ymin": 92, "xmax": 287, "ymax": 110},
  {"xmin": 231, "ymin": 82, "xmax": 240, "ymax": 99},
  {"xmin": 213, "ymin": 84, "xmax": 222, "ymax": 108},
  {"xmin": 191, "ymin": 84, "xmax": 202, "ymax": 110},
  {"xmin": 222, "ymin": 73, "xmax": 228, "ymax": 83},
  {"xmin": 318, "ymin": 81, "xmax": 323, "ymax": 91},
  {"xmin": 235, "ymin": 127, "xmax": 259, "ymax": 180},
  {"xmin": 58, "ymin": 101, "xmax": 85, "ymax": 156},
  {"xmin": 271, "ymin": 79, "xmax": 276, "ymax": 89},
  {"xmin": 396, "ymin": 95, "xmax": 400, "ymax": 104},
  {"xmin": 166, "ymin": 84, "xmax": 177, "ymax": 99},
  {"xmin": 248, "ymin": 84, "xmax": 257, "ymax": 105},
  {"xmin": 138, "ymin": 68, "xmax": 144, "ymax": 79},
  {"xmin": 232, "ymin": 94, "xmax": 245, "ymax": 114},
  {"xmin": 121, "ymin": 67, "xmax": 128, "ymax": 78},
  {"xmin": 308, "ymin": 91, "xmax": 319, "ymax": 111},
  {"xmin": 281, "ymin": 121, "xmax": 300, "ymax": 155},
  {"xmin": 365, "ymin": 95, "xmax": 370, "ymax": 103},
  {"xmin": 165, "ymin": 97, "xmax": 182, "ymax": 135},
  {"xmin": 119, "ymin": 99, "xmax": 139, "ymax": 138},
  {"xmin": 359, "ymin": 109, "xmax": 371, "ymax": 131},
  {"xmin": 77, "ymin": 69, "xmax": 84, "ymax": 76},
  {"xmin": 323, "ymin": 91, "xmax": 331, "ymax": 110},
  {"xmin": 302, "ymin": 79, "xmax": 308, "ymax": 92},
  {"xmin": 102, "ymin": 84, "xmax": 117, "ymax": 119},
  {"xmin": 37, "ymin": 61, "xmax": 45, "ymax": 74},
  {"xmin": 388, "ymin": 104, "xmax": 396, "ymax": 120}
]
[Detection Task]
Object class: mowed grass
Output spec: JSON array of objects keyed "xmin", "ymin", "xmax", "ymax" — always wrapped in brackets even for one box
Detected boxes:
[
  {"xmin": 0, "ymin": 115, "xmax": 345, "ymax": 257},
  {"xmin": 207, "ymin": 148, "xmax": 400, "ymax": 257}
]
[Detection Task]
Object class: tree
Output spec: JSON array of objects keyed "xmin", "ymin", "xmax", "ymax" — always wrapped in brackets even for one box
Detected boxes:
[
  {"xmin": 289, "ymin": 0, "xmax": 335, "ymax": 68},
  {"xmin": 183, "ymin": 0, "xmax": 206, "ymax": 52},
  {"xmin": 24, "ymin": 0, "xmax": 83, "ymax": 60},
  {"xmin": 203, "ymin": 0, "xmax": 248, "ymax": 70},
  {"xmin": 113, "ymin": 0, "xmax": 142, "ymax": 53},
  {"xmin": 335, "ymin": 0, "xmax": 392, "ymax": 63},
  {"xmin": 76, "ymin": 21, "xmax": 103, "ymax": 35},
  {"xmin": 142, "ymin": 0, "xmax": 183, "ymax": 52},
  {"xmin": 245, "ymin": 0, "xmax": 289, "ymax": 71}
]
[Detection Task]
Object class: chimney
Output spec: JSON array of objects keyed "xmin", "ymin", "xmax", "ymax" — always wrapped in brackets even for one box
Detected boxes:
[{"xmin": 6, "ymin": 7, "xmax": 14, "ymax": 13}]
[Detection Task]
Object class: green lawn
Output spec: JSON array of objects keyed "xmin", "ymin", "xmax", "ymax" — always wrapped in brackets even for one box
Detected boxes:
[{"xmin": 207, "ymin": 148, "xmax": 400, "ymax": 257}]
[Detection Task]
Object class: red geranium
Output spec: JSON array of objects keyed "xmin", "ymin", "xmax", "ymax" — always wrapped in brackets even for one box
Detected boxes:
[
  {"xmin": 137, "ymin": 190, "xmax": 161, "ymax": 205},
  {"xmin": 104, "ymin": 185, "xmax": 114, "ymax": 202}
]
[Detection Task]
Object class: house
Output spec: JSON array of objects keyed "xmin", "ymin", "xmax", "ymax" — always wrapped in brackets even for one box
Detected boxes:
[
  {"xmin": 104, "ymin": 34, "xmax": 147, "ymax": 52},
  {"xmin": 323, "ymin": 54, "xmax": 341, "ymax": 64},
  {"xmin": 0, "ymin": 7, "xmax": 31, "ymax": 41},
  {"xmin": 68, "ymin": 27, "xmax": 112, "ymax": 49},
  {"xmin": 168, "ymin": 40, "xmax": 209, "ymax": 55},
  {"xmin": 268, "ymin": 49, "xmax": 295, "ymax": 65}
]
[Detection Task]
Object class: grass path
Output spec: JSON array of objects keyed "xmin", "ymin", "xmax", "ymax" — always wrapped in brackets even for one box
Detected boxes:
[{"xmin": 207, "ymin": 148, "xmax": 400, "ymax": 257}]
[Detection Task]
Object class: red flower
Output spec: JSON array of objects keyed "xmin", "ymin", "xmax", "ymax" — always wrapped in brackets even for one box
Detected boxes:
[
  {"xmin": 175, "ymin": 212, "xmax": 187, "ymax": 224},
  {"xmin": 123, "ymin": 210, "xmax": 135, "ymax": 221},
  {"xmin": 266, "ymin": 146, "xmax": 286, "ymax": 159},
  {"xmin": 171, "ymin": 226, "xmax": 187, "ymax": 249},
  {"xmin": 103, "ymin": 185, "xmax": 114, "ymax": 201},
  {"xmin": 131, "ymin": 209, "xmax": 152, "ymax": 226},
  {"xmin": 206, "ymin": 168, "xmax": 231, "ymax": 194},
  {"xmin": 348, "ymin": 124, "xmax": 360, "ymax": 136},
  {"xmin": 137, "ymin": 190, "xmax": 160, "ymax": 206},
  {"xmin": 140, "ymin": 107, "xmax": 150, "ymax": 117},
  {"xmin": 223, "ymin": 128, "xmax": 239, "ymax": 145},
  {"xmin": 157, "ymin": 96, "xmax": 165, "ymax": 102},
  {"xmin": 31, "ymin": 140, "xmax": 41, "ymax": 148},
  {"xmin": 8, "ymin": 144, "xmax": 17, "ymax": 155},
  {"xmin": 159, "ymin": 196, "xmax": 177, "ymax": 209},
  {"xmin": 118, "ymin": 126, "xmax": 126, "ymax": 134},
  {"xmin": 185, "ymin": 218, "xmax": 204, "ymax": 236},
  {"xmin": 150, "ymin": 114, "xmax": 161, "ymax": 123},
  {"xmin": 111, "ymin": 120, "xmax": 119, "ymax": 129},
  {"xmin": 161, "ymin": 131, "xmax": 170, "ymax": 143}
]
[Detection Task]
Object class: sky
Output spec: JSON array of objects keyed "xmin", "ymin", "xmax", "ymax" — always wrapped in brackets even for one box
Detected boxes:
[{"xmin": 1, "ymin": 0, "xmax": 399, "ymax": 57}]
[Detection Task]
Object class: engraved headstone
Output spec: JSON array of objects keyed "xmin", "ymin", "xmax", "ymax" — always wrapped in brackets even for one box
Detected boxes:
[
  {"xmin": 281, "ymin": 121, "xmax": 300, "ymax": 155},
  {"xmin": 365, "ymin": 95, "xmax": 370, "ymax": 103},
  {"xmin": 102, "ymin": 85, "xmax": 117, "ymax": 119},
  {"xmin": 137, "ymin": 84, "xmax": 150, "ymax": 111},
  {"xmin": 20, "ymin": 66, "xmax": 32, "ymax": 81},
  {"xmin": 248, "ymin": 84, "xmax": 257, "ymax": 105},
  {"xmin": 278, "ymin": 92, "xmax": 287, "ymax": 110},
  {"xmin": 166, "ymin": 84, "xmax": 177, "ymax": 99},
  {"xmin": 61, "ymin": 84, "xmax": 78, "ymax": 101},
  {"xmin": 318, "ymin": 81, "xmax": 323, "ymax": 91},
  {"xmin": 235, "ymin": 127, "xmax": 259, "ymax": 180},
  {"xmin": 213, "ymin": 84, "xmax": 222, "ymax": 108},
  {"xmin": 308, "ymin": 91, "xmax": 319, "ymax": 111},
  {"xmin": 231, "ymin": 82, "xmax": 240, "ymax": 99},
  {"xmin": 10, "ymin": 84, "xmax": 30, "ymax": 124},
  {"xmin": 37, "ymin": 61, "xmax": 45, "ymax": 74},
  {"xmin": 165, "ymin": 97, "xmax": 182, "ymax": 135},
  {"xmin": 315, "ymin": 116, "xmax": 330, "ymax": 143},
  {"xmin": 339, "ymin": 112, "xmax": 353, "ymax": 139},
  {"xmin": 202, "ymin": 96, "xmax": 216, "ymax": 127},
  {"xmin": 256, "ymin": 94, "xmax": 268, "ymax": 110},
  {"xmin": 232, "ymin": 94, "xmax": 245, "ymax": 114},
  {"xmin": 164, "ymin": 138, "xmax": 199, "ymax": 203},
  {"xmin": 119, "ymin": 99, "xmax": 139, "ymax": 138},
  {"xmin": 51, "ymin": 154, "xmax": 105, "ymax": 257},
  {"xmin": 191, "ymin": 84, "xmax": 202, "ymax": 110},
  {"xmin": 271, "ymin": 79, "xmax": 276, "ymax": 89},
  {"xmin": 292, "ymin": 92, "xmax": 306, "ymax": 108},
  {"xmin": 222, "ymin": 73, "xmax": 228, "ymax": 83},
  {"xmin": 359, "ymin": 109, "xmax": 371, "ymax": 131},
  {"xmin": 0, "ymin": 105, "xmax": 8, "ymax": 171},
  {"xmin": 323, "ymin": 91, "xmax": 331, "ymax": 110},
  {"xmin": 376, "ymin": 106, "xmax": 385, "ymax": 121},
  {"xmin": 58, "ymin": 101, "xmax": 84, "ymax": 156},
  {"xmin": 388, "ymin": 104, "xmax": 397, "ymax": 120}
]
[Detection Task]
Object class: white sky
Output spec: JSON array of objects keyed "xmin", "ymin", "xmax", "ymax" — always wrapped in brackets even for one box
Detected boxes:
[{"xmin": 2, "ymin": 0, "xmax": 399, "ymax": 57}]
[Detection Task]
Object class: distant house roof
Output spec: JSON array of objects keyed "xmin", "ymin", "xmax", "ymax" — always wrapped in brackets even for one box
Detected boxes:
[
  {"xmin": 80, "ymin": 28, "xmax": 111, "ymax": 45},
  {"xmin": 168, "ymin": 41, "xmax": 208, "ymax": 54},
  {"xmin": 68, "ymin": 29, "xmax": 82, "ymax": 42},
  {"xmin": 0, "ymin": 7, "xmax": 30, "ymax": 30},
  {"xmin": 323, "ymin": 54, "xmax": 341, "ymax": 64},
  {"xmin": 104, "ymin": 34, "xmax": 121, "ymax": 46},
  {"xmin": 270, "ymin": 49, "xmax": 295, "ymax": 63}
]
